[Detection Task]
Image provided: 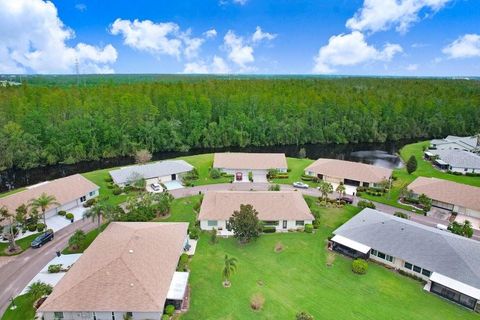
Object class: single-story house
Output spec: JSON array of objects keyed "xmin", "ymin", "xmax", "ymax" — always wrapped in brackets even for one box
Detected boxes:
[
  {"xmin": 424, "ymin": 149, "xmax": 480, "ymax": 174},
  {"xmin": 304, "ymin": 158, "xmax": 392, "ymax": 188},
  {"xmin": 109, "ymin": 160, "xmax": 194, "ymax": 187},
  {"xmin": 0, "ymin": 174, "xmax": 99, "ymax": 224},
  {"xmin": 198, "ymin": 191, "xmax": 314, "ymax": 232},
  {"xmin": 430, "ymin": 135, "xmax": 479, "ymax": 153},
  {"xmin": 331, "ymin": 208, "xmax": 480, "ymax": 312},
  {"xmin": 39, "ymin": 222, "xmax": 190, "ymax": 320},
  {"xmin": 408, "ymin": 177, "xmax": 480, "ymax": 218},
  {"xmin": 213, "ymin": 152, "xmax": 288, "ymax": 182}
]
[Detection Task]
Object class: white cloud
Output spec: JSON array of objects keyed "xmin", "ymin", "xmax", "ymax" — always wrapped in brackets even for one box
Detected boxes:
[
  {"xmin": 252, "ymin": 26, "xmax": 277, "ymax": 43},
  {"xmin": 406, "ymin": 64, "xmax": 418, "ymax": 71},
  {"xmin": 233, "ymin": 0, "xmax": 248, "ymax": 5},
  {"xmin": 183, "ymin": 55, "xmax": 230, "ymax": 74},
  {"xmin": 346, "ymin": 0, "xmax": 451, "ymax": 34},
  {"xmin": 442, "ymin": 34, "xmax": 480, "ymax": 59},
  {"xmin": 75, "ymin": 3, "xmax": 86, "ymax": 12},
  {"xmin": 223, "ymin": 30, "xmax": 254, "ymax": 68},
  {"xmin": 204, "ymin": 29, "xmax": 217, "ymax": 39},
  {"xmin": 313, "ymin": 31, "xmax": 402, "ymax": 73},
  {"xmin": 0, "ymin": 0, "xmax": 117, "ymax": 74}
]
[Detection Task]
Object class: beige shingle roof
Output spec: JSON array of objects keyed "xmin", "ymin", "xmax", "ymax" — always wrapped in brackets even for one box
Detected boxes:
[
  {"xmin": 39, "ymin": 222, "xmax": 188, "ymax": 313},
  {"xmin": 305, "ymin": 158, "xmax": 392, "ymax": 184},
  {"xmin": 198, "ymin": 191, "xmax": 314, "ymax": 221},
  {"xmin": 0, "ymin": 174, "xmax": 98, "ymax": 214},
  {"xmin": 408, "ymin": 177, "xmax": 480, "ymax": 211},
  {"xmin": 213, "ymin": 152, "xmax": 288, "ymax": 170}
]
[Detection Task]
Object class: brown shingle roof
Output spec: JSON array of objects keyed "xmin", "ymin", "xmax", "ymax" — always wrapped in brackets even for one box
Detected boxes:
[
  {"xmin": 213, "ymin": 153, "xmax": 288, "ymax": 170},
  {"xmin": 0, "ymin": 174, "xmax": 98, "ymax": 214},
  {"xmin": 408, "ymin": 177, "xmax": 480, "ymax": 211},
  {"xmin": 305, "ymin": 158, "xmax": 392, "ymax": 184},
  {"xmin": 198, "ymin": 191, "xmax": 314, "ymax": 221},
  {"xmin": 39, "ymin": 222, "xmax": 189, "ymax": 313}
]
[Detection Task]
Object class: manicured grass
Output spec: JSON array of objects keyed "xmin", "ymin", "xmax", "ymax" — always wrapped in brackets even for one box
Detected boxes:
[
  {"xmin": 82, "ymin": 168, "xmax": 129, "ymax": 206},
  {"xmin": 182, "ymin": 205, "xmax": 477, "ymax": 320},
  {"xmin": 62, "ymin": 224, "xmax": 108, "ymax": 254},
  {"xmin": 0, "ymin": 188, "xmax": 26, "ymax": 199},
  {"xmin": 178, "ymin": 153, "xmax": 232, "ymax": 186},
  {"xmin": 0, "ymin": 233, "xmax": 40, "ymax": 256},
  {"xmin": 272, "ymin": 157, "xmax": 315, "ymax": 186},
  {"xmin": 152, "ymin": 195, "xmax": 202, "ymax": 227},
  {"xmin": 1, "ymin": 293, "xmax": 36, "ymax": 320}
]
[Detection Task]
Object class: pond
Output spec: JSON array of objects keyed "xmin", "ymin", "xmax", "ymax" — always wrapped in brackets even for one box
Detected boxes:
[{"xmin": 0, "ymin": 139, "xmax": 412, "ymax": 193}]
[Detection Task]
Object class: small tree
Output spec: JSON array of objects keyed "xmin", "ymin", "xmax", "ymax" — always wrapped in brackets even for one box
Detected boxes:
[
  {"xmin": 29, "ymin": 193, "xmax": 59, "ymax": 226},
  {"xmin": 135, "ymin": 149, "xmax": 152, "ymax": 164},
  {"xmin": 68, "ymin": 229, "xmax": 86, "ymax": 250},
  {"xmin": 449, "ymin": 221, "xmax": 473, "ymax": 238},
  {"xmin": 27, "ymin": 281, "xmax": 53, "ymax": 301},
  {"xmin": 84, "ymin": 201, "xmax": 115, "ymax": 232},
  {"xmin": 318, "ymin": 181, "xmax": 333, "ymax": 201},
  {"xmin": 222, "ymin": 254, "xmax": 238, "ymax": 287},
  {"xmin": 15, "ymin": 204, "xmax": 28, "ymax": 226},
  {"xmin": 267, "ymin": 168, "xmax": 279, "ymax": 179},
  {"xmin": 228, "ymin": 204, "xmax": 261, "ymax": 243},
  {"xmin": 209, "ymin": 168, "xmax": 221, "ymax": 179},
  {"xmin": 335, "ymin": 182, "xmax": 346, "ymax": 198},
  {"xmin": 210, "ymin": 228, "xmax": 218, "ymax": 244},
  {"xmin": 0, "ymin": 206, "xmax": 18, "ymax": 252},
  {"xmin": 406, "ymin": 155, "xmax": 417, "ymax": 174},
  {"xmin": 296, "ymin": 311, "xmax": 314, "ymax": 320},
  {"xmin": 418, "ymin": 193, "xmax": 432, "ymax": 214},
  {"xmin": 298, "ymin": 147, "xmax": 307, "ymax": 159}
]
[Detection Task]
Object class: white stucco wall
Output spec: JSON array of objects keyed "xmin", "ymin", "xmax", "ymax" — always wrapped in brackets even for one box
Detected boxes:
[
  {"xmin": 369, "ymin": 253, "xmax": 430, "ymax": 281},
  {"xmin": 200, "ymin": 219, "xmax": 313, "ymax": 232},
  {"xmin": 449, "ymin": 166, "xmax": 479, "ymax": 174},
  {"xmin": 43, "ymin": 311, "xmax": 161, "ymax": 320},
  {"xmin": 44, "ymin": 189, "xmax": 99, "ymax": 218}
]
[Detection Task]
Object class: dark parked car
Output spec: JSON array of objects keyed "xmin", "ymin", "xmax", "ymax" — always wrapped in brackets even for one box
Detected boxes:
[
  {"xmin": 337, "ymin": 196, "xmax": 353, "ymax": 204},
  {"xmin": 31, "ymin": 230, "xmax": 54, "ymax": 248}
]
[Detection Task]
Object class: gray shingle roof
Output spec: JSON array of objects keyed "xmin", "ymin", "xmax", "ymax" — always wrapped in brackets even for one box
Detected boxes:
[
  {"xmin": 431, "ymin": 136, "xmax": 478, "ymax": 152},
  {"xmin": 430, "ymin": 149, "xmax": 480, "ymax": 169},
  {"xmin": 109, "ymin": 160, "xmax": 193, "ymax": 185},
  {"xmin": 333, "ymin": 208, "xmax": 480, "ymax": 289}
]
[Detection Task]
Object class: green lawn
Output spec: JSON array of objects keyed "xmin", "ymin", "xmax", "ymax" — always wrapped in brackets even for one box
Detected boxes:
[
  {"xmin": 178, "ymin": 153, "xmax": 232, "ymax": 186},
  {"xmin": 0, "ymin": 233, "xmax": 40, "ymax": 256},
  {"xmin": 0, "ymin": 188, "xmax": 26, "ymax": 199},
  {"xmin": 271, "ymin": 157, "xmax": 315, "ymax": 186},
  {"xmin": 61, "ymin": 224, "xmax": 108, "ymax": 254},
  {"xmin": 1, "ymin": 294, "xmax": 36, "ymax": 320},
  {"xmin": 181, "ymin": 204, "xmax": 478, "ymax": 320},
  {"xmin": 152, "ymin": 195, "xmax": 202, "ymax": 227},
  {"xmin": 82, "ymin": 168, "xmax": 129, "ymax": 206}
]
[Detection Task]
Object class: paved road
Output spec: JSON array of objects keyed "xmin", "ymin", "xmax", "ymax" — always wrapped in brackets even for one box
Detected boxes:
[{"xmin": 0, "ymin": 219, "xmax": 96, "ymax": 316}]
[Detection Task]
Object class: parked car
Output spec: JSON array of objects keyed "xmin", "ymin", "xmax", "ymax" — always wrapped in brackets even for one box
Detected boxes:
[
  {"xmin": 151, "ymin": 183, "xmax": 161, "ymax": 191},
  {"xmin": 31, "ymin": 230, "xmax": 54, "ymax": 248},
  {"xmin": 337, "ymin": 196, "xmax": 353, "ymax": 204},
  {"xmin": 293, "ymin": 181, "xmax": 309, "ymax": 189}
]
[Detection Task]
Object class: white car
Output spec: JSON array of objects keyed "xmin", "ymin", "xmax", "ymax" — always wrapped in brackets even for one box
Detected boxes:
[
  {"xmin": 151, "ymin": 183, "xmax": 161, "ymax": 191},
  {"xmin": 293, "ymin": 181, "xmax": 309, "ymax": 189}
]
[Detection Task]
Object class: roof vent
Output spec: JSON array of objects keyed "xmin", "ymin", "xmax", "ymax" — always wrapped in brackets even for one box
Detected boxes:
[
  {"xmin": 130, "ymin": 283, "xmax": 134, "ymax": 287},
  {"xmin": 129, "ymin": 249, "xmax": 134, "ymax": 254}
]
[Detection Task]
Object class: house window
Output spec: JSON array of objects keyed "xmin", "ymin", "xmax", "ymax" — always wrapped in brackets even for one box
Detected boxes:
[
  {"xmin": 89, "ymin": 191, "xmax": 96, "ymax": 197},
  {"xmin": 295, "ymin": 220, "xmax": 305, "ymax": 226},
  {"xmin": 126, "ymin": 312, "xmax": 133, "ymax": 318},
  {"xmin": 370, "ymin": 249, "xmax": 377, "ymax": 256},
  {"xmin": 93, "ymin": 312, "xmax": 97, "ymax": 320},
  {"xmin": 377, "ymin": 251, "xmax": 386, "ymax": 259},
  {"xmin": 385, "ymin": 255, "xmax": 394, "ymax": 262},
  {"xmin": 112, "ymin": 312, "xmax": 115, "ymax": 320},
  {"xmin": 80, "ymin": 196, "xmax": 86, "ymax": 202},
  {"xmin": 54, "ymin": 312, "xmax": 64, "ymax": 320},
  {"xmin": 404, "ymin": 262, "xmax": 413, "ymax": 270},
  {"xmin": 422, "ymin": 269, "xmax": 431, "ymax": 277},
  {"xmin": 263, "ymin": 220, "xmax": 279, "ymax": 226},
  {"xmin": 207, "ymin": 220, "xmax": 218, "ymax": 227},
  {"xmin": 413, "ymin": 265, "xmax": 422, "ymax": 273}
]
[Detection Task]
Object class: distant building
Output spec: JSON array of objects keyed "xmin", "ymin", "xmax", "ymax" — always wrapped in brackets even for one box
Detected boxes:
[
  {"xmin": 198, "ymin": 191, "xmax": 314, "ymax": 233},
  {"xmin": 408, "ymin": 177, "xmax": 480, "ymax": 219},
  {"xmin": 109, "ymin": 160, "xmax": 194, "ymax": 187},
  {"xmin": 430, "ymin": 135, "xmax": 479, "ymax": 153},
  {"xmin": 331, "ymin": 208, "xmax": 480, "ymax": 311},
  {"xmin": 304, "ymin": 158, "xmax": 392, "ymax": 187},
  {"xmin": 213, "ymin": 152, "xmax": 288, "ymax": 182},
  {"xmin": 39, "ymin": 222, "xmax": 190, "ymax": 320},
  {"xmin": 424, "ymin": 149, "xmax": 480, "ymax": 174},
  {"xmin": 0, "ymin": 174, "xmax": 99, "ymax": 224}
]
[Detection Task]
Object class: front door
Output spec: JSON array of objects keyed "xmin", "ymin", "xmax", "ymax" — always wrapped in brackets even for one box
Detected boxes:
[
  {"xmin": 171, "ymin": 174, "xmax": 176, "ymax": 181},
  {"xmin": 283, "ymin": 220, "xmax": 287, "ymax": 229}
]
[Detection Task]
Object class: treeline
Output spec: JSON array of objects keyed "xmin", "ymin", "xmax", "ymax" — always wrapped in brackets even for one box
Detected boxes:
[{"xmin": 0, "ymin": 77, "xmax": 479, "ymax": 171}]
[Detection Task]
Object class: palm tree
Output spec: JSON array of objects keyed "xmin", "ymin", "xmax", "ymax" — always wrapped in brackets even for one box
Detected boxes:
[
  {"xmin": 336, "ymin": 183, "xmax": 346, "ymax": 198},
  {"xmin": 27, "ymin": 281, "xmax": 52, "ymax": 301},
  {"xmin": 29, "ymin": 193, "xmax": 59, "ymax": 227},
  {"xmin": 84, "ymin": 201, "xmax": 115, "ymax": 232},
  {"xmin": 222, "ymin": 254, "xmax": 238, "ymax": 287},
  {"xmin": 318, "ymin": 181, "xmax": 333, "ymax": 201},
  {"xmin": 68, "ymin": 229, "xmax": 86, "ymax": 251},
  {"xmin": 0, "ymin": 206, "xmax": 18, "ymax": 252}
]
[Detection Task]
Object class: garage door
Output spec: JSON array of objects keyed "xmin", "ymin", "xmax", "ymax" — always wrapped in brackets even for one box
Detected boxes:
[
  {"xmin": 344, "ymin": 179, "xmax": 361, "ymax": 186},
  {"xmin": 432, "ymin": 200, "xmax": 454, "ymax": 211}
]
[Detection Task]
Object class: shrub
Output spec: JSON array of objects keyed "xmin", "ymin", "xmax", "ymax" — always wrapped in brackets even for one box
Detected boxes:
[
  {"xmin": 312, "ymin": 219, "xmax": 320, "ymax": 229},
  {"xmin": 161, "ymin": 315, "xmax": 170, "ymax": 320},
  {"xmin": 65, "ymin": 213, "xmax": 74, "ymax": 220},
  {"xmin": 189, "ymin": 226, "xmax": 200, "ymax": 240},
  {"xmin": 262, "ymin": 226, "xmax": 276, "ymax": 233},
  {"xmin": 104, "ymin": 176, "xmax": 113, "ymax": 183},
  {"xmin": 301, "ymin": 175, "xmax": 313, "ymax": 181},
  {"xmin": 112, "ymin": 187, "xmax": 122, "ymax": 195},
  {"xmin": 394, "ymin": 212, "xmax": 409, "ymax": 219},
  {"xmin": 250, "ymin": 293, "xmax": 265, "ymax": 311},
  {"xmin": 210, "ymin": 228, "xmax": 218, "ymax": 244},
  {"xmin": 48, "ymin": 264, "xmax": 63, "ymax": 273},
  {"xmin": 209, "ymin": 168, "xmax": 222, "ymax": 179},
  {"xmin": 357, "ymin": 200, "xmax": 375, "ymax": 209},
  {"xmin": 58, "ymin": 210, "xmax": 66, "ymax": 216},
  {"xmin": 296, "ymin": 311, "xmax": 314, "ymax": 320},
  {"xmin": 28, "ymin": 224, "xmax": 37, "ymax": 232},
  {"xmin": 37, "ymin": 223, "xmax": 46, "ymax": 232},
  {"xmin": 177, "ymin": 253, "xmax": 189, "ymax": 271},
  {"xmin": 352, "ymin": 259, "xmax": 368, "ymax": 275},
  {"xmin": 248, "ymin": 171, "xmax": 253, "ymax": 182},
  {"xmin": 304, "ymin": 224, "xmax": 313, "ymax": 233},
  {"xmin": 164, "ymin": 304, "xmax": 175, "ymax": 316},
  {"xmin": 83, "ymin": 198, "xmax": 96, "ymax": 208},
  {"xmin": 268, "ymin": 184, "xmax": 280, "ymax": 191}
]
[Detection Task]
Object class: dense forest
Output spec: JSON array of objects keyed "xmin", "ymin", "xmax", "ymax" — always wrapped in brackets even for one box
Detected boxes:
[{"xmin": 0, "ymin": 77, "xmax": 479, "ymax": 171}]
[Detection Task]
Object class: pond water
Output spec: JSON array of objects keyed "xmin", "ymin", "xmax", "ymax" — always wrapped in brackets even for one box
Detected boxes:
[{"xmin": 0, "ymin": 139, "xmax": 412, "ymax": 193}]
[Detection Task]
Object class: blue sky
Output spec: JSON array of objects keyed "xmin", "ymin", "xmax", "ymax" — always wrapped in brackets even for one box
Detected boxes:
[{"xmin": 0, "ymin": 0, "xmax": 479, "ymax": 75}]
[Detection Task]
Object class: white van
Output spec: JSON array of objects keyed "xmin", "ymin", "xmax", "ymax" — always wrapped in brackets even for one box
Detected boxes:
[{"xmin": 436, "ymin": 224, "xmax": 449, "ymax": 231}]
